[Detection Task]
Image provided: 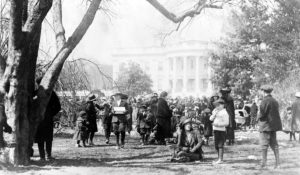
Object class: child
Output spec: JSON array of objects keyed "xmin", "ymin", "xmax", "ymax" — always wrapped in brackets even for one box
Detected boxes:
[
  {"xmin": 73, "ymin": 111, "xmax": 89, "ymax": 147},
  {"xmin": 201, "ymin": 108, "xmax": 213, "ymax": 145},
  {"xmin": 136, "ymin": 105, "xmax": 152, "ymax": 145},
  {"xmin": 209, "ymin": 99, "xmax": 229, "ymax": 164}
]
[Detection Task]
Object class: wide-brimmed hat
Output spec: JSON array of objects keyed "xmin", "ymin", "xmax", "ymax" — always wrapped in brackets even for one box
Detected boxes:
[
  {"xmin": 213, "ymin": 99, "xmax": 225, "ymax": 105},
  {"xmin": 87, "ymin": 94, "xmax": 97, "ymax": 102},
  {"xmin": 220, "ymin": 87, "xmax": 231, "ymax": 93},
  {"xmin": 295, "ymin": 92, "xmax": 300, "ymax": 98},
  {"xmin": 78, "ymin": 111, "xmax": 87, "ymax": 117},
  {"xmin": 261, "ymin": 85, "xmax": 273, "ymax": 93},
  {"xmin": 181, "ymin": 118, "xmax": 193, "ymax": 126}
]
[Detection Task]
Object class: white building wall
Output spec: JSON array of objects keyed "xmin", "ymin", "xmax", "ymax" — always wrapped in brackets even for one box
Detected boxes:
[{"xmin": 111, "ymin": 41, "xmax": 215, "ymax": 97}]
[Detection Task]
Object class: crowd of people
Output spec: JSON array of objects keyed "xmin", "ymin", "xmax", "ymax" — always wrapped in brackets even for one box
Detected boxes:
[{"xmin": 31, "ymin": 82, "xmax": 300, "ymax": 169}]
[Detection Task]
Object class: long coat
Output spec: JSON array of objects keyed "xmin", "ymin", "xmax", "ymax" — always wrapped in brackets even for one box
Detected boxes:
[
  {"xmin": 221, "ymin": 95, "xmax": 235, "ymax": 129},
  {"xmin": 111, "ymin": 100, "xmax": 129, "ymax": 123},
  {"xmin": 258, "ymin": 95, "xmax": 282, "ymax": 132},
  {"xmin": 35, "ymin": 91, "xmax": 61, "ymax": 142},
  {"xmin": 85, "ymin": 102, "xmax": 102, "ymax": 132},
  {"xmin": 156, "ymin": 97, "xmax": 172, "ymax": 138},
  {"xmin": 292, "ymin": 99, "xmax": 300, "ymax": 132}
]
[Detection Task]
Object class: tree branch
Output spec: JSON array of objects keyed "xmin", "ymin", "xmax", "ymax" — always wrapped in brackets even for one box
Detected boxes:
[{"xmin": 146, "ymin": 0, "xmax": 208, "ymax": 23}]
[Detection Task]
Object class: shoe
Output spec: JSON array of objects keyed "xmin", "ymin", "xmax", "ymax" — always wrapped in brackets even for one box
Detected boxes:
[
  {"xmin": 213, "ymin": 159, "xmax": 223, "ymax": 164},
  {"xmin": 105, "ymin": 139, "xmax": 110, "ymax": 144},
  {"xmin": 46, "ymin": 156, "xmax": 55, "ymax": 161},
  {"xmin": 75, "ymin": 144, "xmax": 82, "ymax": 147},
  {"xmin": 40, "ymin": 157, "xmax": 46, "ymax": 161},
  {"xmin": 89, "ymin": 141, "xmax": 94, "ymax": 146},
  {"xmin": 120, "ymin": 144, "xmax": 125, "ymax": 149}
]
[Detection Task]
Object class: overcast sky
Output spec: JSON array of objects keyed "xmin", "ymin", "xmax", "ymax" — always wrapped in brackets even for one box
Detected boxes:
[{"xmin": 39, "ymin": 0, "xmax": 230, "ymax": 65}]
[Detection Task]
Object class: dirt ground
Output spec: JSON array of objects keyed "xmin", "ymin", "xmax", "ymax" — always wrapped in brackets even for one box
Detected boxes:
[{"xmin": 1, "ymin": 130, "xmax": 300, "ymax": 175}]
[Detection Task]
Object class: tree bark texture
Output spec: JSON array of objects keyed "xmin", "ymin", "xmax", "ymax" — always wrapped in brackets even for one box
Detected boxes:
[{"xmin": 0, "ymin": 0, "xmax": 102, "ymax": 165}]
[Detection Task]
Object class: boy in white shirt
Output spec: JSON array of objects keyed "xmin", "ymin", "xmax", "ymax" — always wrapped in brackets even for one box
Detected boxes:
[{"xmin": 210, "ymin": 99, "xmax": 229, "ymax": 164}]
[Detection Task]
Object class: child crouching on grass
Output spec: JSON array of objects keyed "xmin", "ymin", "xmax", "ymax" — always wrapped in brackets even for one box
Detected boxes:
[{"xmin": 73, "ymin": 111, "xmax": 89, "ymax": 147}]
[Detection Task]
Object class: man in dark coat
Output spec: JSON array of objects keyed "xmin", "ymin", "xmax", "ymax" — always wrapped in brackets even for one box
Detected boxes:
[
  {"xmin": 291, "ymin": 92, "xmax": 300, "ymax": 141},
  {"xmin": 258, "ymin": 85, "xmax": 282, "ymax": 169},
  {"xmin": 35, "ymin": 86, "xmax": 61, "ymax": 161},
  {"xmin": 111, "ymin": 93, "xmax": 129, "ymax": 149},
  {"xmin": 220, "ymin": 87, "xmax": 235, "ymax": 145},
  {"xmin": 85, "ymin": 94, "xmax": 103, "ymax": 146},
  {"xmin": 155, "ymin": 91, "xmax": 172, "ymax": 145}
]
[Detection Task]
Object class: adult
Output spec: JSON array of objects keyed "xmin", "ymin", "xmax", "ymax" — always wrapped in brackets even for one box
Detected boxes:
[
  {"xmin": 250, "ymin": 100, "xmax": 258, "ymax": 129},
  {"xmin": 220, "ymin": 87, "xmax": 235, "ymax": 145},
  {"xmin": 201, "ymin": 108, "xmax": 213, "ymax": 145},
  {"xmin": 35, "ymin": 78, "xmax": 61, "ymax": 161},
  {"xmin": 155, "ymin": 91, "xmax": 172, "ymax": 145},
  {"xmin": 111, "ymin": 93, "xmax": 129, "ymax": 149},
  {"xmin": 291, "ymin": 92, "xmax": 300, "ymax": 141},
  {"xmin": 258, "ymin": 85, "xmax": 282, "ymax": 169},
  {"xmin": 85, "ymin": 94, "xmax": 102, "ymax": 146},
  {"xmin": 171, "ymin": 119, "xmax": 204, "ymax": 162}
]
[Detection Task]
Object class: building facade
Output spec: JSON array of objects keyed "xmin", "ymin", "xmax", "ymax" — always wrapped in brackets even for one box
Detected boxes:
[{"xmin": 111, "ymin": 41, "xmax": 215, "ymax": 97}]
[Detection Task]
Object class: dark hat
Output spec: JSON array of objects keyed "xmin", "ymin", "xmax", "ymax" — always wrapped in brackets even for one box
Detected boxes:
[
  {"xmin": 152, "ymin": 93, "xmax": 158, "ymax": 97},
  {"xmin": 220, "ymin": 87, "xmax": 231, "ymax": 93},
  {"xmin": 87, "ymin": 94, "xmax": 97, "ymax": 101},
  {"xmin": 79, "ymin": 111, "xmax": 87, "ymax": 117},
  {"xmin": 141, "ymin": 104, "xmax": 147, "ymax": 109},
  {"xmin": 213, "ymin": 99, "xmax": 225, "ymax": 105},
  {"xmin": 261, "ymin": 85, "xmax": 273, "ymax": 93}
]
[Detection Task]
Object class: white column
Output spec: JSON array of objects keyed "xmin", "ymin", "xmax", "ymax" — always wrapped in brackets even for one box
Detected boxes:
[
  {"xmin": 207, "ymin": 56, "xmax": 213, "ymax": 95},
  {"xmin": 172, "ymin": 57, "xmax": 176, "ymax": 95},
  {"xmin": 196, "ymin": 56, "xmax": 200, "ymax": 96},
  {"xmin": 183, "ymin": 56, "xmax": 187, "ymax": 95}
]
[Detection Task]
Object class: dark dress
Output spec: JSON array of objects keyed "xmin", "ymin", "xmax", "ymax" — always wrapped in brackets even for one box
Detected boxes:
[
  {"xmin": 156, "ymin": 97, "xmax": 173, "ymax": 139},
  {"xmin": 85, "ymin": 102, "xmax": 101, "ymax": 133}
]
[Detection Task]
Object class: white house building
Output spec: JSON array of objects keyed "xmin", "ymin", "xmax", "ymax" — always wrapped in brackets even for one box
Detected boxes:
[{"xmin": 111, "ymin": 40, "xmax": 216, "ymax": 97}]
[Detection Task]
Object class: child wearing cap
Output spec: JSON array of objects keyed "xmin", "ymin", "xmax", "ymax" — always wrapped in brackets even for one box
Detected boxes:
[
  {"xmin": 73, "ymin": 111, "xmax": 89, "ymax": 147},
  {"xmin": 210, "ymin": 99, "xmax": 229, "ymax": 164},
  {"xmin": 136, "ymin": 105, "xmax": 152, "ymax": 145}
]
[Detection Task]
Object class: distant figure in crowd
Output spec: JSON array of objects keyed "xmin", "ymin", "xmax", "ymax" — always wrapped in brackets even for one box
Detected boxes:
[
  {"xmin": 250, "ymin": 100, "xmax": 258, "ymax": 129},
  {"xmin": 155, "ymin": 91, "xmax": 172, "ymax": 145},
  {"xmin": 282, "ymin": 107, "xmax": 295, "ymax": 141},
  {"xmin": 220, "ymin": 87, "xmax": 235, "ymax": 145},
  {"xmin": 85, "ymin": 94, "xmax": 102, "ymax": 146},
  {"xmin": 171, "ymin": 118, "xmax": 204, "ymax": 162},
  {"xmin": 111, "ymin": 93, "xmax": 129, "ymax": 149},
  {"xmin": 210, "ymin": 99, "xmax": 229, "ymax": 164},
  {"xmin": 201, "ymin": 108, "xmax": 212, "ymax": 145},
  {"xmin": 258, "ymin": 85, "xmax": 282, "ymax": 169},
  {"xmin": 35, "ymin": 77, "xmax": 61, "ymax": 161},
  {"xmin": 126, "ymin": 98, "xmax": 133, "ymax": 134},
  {"xmin": 101, "ymin": 98, "xmax": 113, "ymax": 144},
  {"xmin": 291, "ymin": 92, "xmax": 300, "ymax": 141},
  {"xmin": 73, "ymin": 111, "xmax": 89, "ymax": 147},
  {"xmin": 136, "ymin": 105, "xmax": 153, "ymax": 145}
]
